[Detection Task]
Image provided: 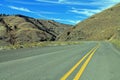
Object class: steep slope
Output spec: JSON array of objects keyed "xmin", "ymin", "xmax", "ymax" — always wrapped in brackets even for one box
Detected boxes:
[
  {"xmin": 58, "ymin": 3, "xmax": 120, "ymax": 41},
  {"xmin": 0, "ymin": 14, "xmax": 71, "ymax": 45}
]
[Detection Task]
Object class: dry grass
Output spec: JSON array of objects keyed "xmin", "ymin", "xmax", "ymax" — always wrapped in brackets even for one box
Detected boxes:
[
  {"xmin": 0, "ymin": 41, "xmax": 82, "ymax": 50},
  {"xmin": 58, "ymin": 3, "xmax": 120, "ymax": 41}
]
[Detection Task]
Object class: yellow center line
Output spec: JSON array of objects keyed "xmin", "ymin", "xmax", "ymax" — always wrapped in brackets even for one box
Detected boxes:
[
  {"xmin": 73, "ymin": 45, "xmax": 99, "ymax": 80},
  {"xmin": 60, "ymin": 45, "xmax": 98, "ymax": 80}
]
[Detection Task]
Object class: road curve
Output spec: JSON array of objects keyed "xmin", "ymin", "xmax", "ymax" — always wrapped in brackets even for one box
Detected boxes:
[{"xmin": 0, "ymin": 41, "xmax": 120, "ymax": 80}]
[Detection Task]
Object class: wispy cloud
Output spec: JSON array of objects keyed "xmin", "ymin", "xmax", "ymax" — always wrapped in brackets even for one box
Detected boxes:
[
  {"xmin": 50, "ymin": 17, "xmax": 81, "ymax": 24},
  {"xmin": 69, "ymin": 7, "xmax": 102, "ymax": 16},
  {"xmin": 36, "ymin": 0, "xmax": 59, "ymax": 4},
  {"xmin": 8, "ymin": 5, "xmax": 58, "ymax": 18},
  {"xmin": 6, "ymin": 0, "xmax": 44, "ymax": 5},
  {"xmin": 4, "ymin": 0, "xmax": 120, "ymax": 25},
  {"xmin": 35, "ymin": 0, "xmax": 107, "ymax": 5},
  {"xmin": 5, "ymin": 0, "xmax": 120, "ymax": 6},
  {"xmin": 69, "ymin": 0, "xmax": 118, "ymax": 16},
  {"xmin": 8, "ymin": 5, "xmax": 57, "ymax": 14},
  {"xmin": 5, "ymin": 0, "xmax": 99, "ymax": 5},
  {"xmin": 106, "ymin": 0, "xmax": 120, "ymax": 3},
  {"xmin": 8, "ymin": 5, "xmax": 48, "ymax": 18},
  {"xmin": 58, "ymin": 0, "xmax": 67, "ymax": 3},
  {"xmin": 8, "ymin": 6, "xmax": 32, "ymax": 12}
]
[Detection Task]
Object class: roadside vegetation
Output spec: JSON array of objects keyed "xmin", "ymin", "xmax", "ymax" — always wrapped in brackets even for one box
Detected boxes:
[
  {"xmin": 0, "ymin": 41, "xmax": 82, "ymax": 50},
  {"xmin": 111, "ymin": 40, "xmax": 120, "ymax": 49}
]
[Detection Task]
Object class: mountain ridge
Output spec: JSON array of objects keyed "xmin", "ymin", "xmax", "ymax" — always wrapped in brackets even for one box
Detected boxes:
[
  {"xmin": 0, "ymin": 14, "xmax": 72, "ymax": 45},
  {"xmin": 58, "ymin": 3, "xmax": 120, "ymax": 41}
]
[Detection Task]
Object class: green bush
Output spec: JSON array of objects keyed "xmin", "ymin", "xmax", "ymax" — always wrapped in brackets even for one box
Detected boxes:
[{"xmin": 111, "ymin": 40, "xmax": 120, "ymax": 48}]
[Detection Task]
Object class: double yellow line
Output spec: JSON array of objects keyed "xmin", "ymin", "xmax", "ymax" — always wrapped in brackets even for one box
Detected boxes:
[{"xmin": 60, "ymin": 44, "xmax": 99, "ymax": 80}]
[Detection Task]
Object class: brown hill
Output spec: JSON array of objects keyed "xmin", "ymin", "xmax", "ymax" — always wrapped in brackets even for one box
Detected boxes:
[
  {"xmin": 0, "ymin": 14, "xmax": 71, "ymax": 45},
  {"xmin": 58, "ymin": 3, "xmax": 120, "ymax": 41}
]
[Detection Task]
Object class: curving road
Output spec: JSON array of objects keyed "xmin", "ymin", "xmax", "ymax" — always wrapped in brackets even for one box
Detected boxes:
[{"xmin": 0, "ymin": 41, "xmax": 120, "ymax": 80}]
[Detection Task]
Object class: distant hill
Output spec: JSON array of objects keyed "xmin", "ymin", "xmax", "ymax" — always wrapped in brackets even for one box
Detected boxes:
[
  {"xmin": 0, "ymin": 14, "xmax": 71, "ymax": 45},
  {"xmin": 58, "ymin": 3, "xmax": 120, "ymax": 41}
]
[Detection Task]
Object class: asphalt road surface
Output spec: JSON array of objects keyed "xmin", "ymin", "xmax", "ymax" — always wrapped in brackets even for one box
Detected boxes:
[{"xmin": 0, "ymin": 41, "xmax": 120, "ymax": 80}]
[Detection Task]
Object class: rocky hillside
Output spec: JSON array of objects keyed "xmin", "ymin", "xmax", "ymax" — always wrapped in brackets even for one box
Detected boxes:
[
  {"xmin": 0, "ymin": 14, "xmax": 71, "ymax": 45},
  {"xmin": 58, "ymin": 3, "xmax": 120, "ymax": 41}
]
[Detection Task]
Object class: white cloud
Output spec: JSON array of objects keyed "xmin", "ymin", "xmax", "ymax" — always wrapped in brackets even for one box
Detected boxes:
[
  {"xmin": 6, "ymin": 0, "xmax": 120, "ymax": 7},
  {"xmin": 6, "ymin": 0, "xmax": 43, "ymax": 5},
  {"xmin": 5, "ymin": 0, "xmax": 120, "ymax": 25},
  {"xmin": 35, "ymin": 0, "xmax": 105, "ymax": 5},
  {"xmin": 107, "ymin": 0, "xmax": 120, "ymax": 3},
  {"xmin": 58, "ymin": 0, "xmax": 64, "ymax": 2},
  {"xmin": 65, "ymin": 20, "xmax": 81, "ymax": 24},
  {"xmin": 69, "ymin": 7, "xmax": 102, "ymax": 16},
  {"xmin": 8, "ymin": 6, "xmax": 32, "ymax": 12},
  {"xmin": 50, "ymin": 17, "xmax": 81, "ymax": 24},
  {"xmin": 76, "ymin": 16, "xmax": 86, "ymax": 19},
  {"xmin": 8, "ymin": 5, "xmax": 57, "ymax": 14},
  {"xmin": 50, "ymin": 18, "xmax": 62, "ymax": 21},
  {"xmin": 36, "ymin": 0, "xmax": 59, "ymax": 4},
  {"xmin": 58, "ymin": 0, "xmax": 67, "ymax": 3},
  {"xmin": 35, "ymin": 0, "xmax": 120, "ymax": 10},
  {"xmin": 8, "ymin": 5, "xmax": 49, "ymax": 18}
]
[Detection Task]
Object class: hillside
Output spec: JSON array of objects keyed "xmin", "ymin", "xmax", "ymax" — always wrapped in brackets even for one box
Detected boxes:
[
  {"xmin": 58, "ymin": 3, "xmax": 120, "ymax": 41},
  {"xmin": 0, "ymin": 14, "xmax": 71, "ymax": 45}
]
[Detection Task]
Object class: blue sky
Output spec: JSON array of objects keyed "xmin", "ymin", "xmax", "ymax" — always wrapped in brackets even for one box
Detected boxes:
[{"xmin": 0, "ymin": 0, "xmax": 120, "ymax": 25}]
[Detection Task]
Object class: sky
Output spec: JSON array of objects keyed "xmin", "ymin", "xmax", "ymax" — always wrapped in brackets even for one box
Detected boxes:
[{"xmin": 0, "ymin": 0, "xmax": 120, "ymax": 25}]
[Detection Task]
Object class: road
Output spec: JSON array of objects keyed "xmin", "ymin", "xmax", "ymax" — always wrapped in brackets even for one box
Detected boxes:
[{"xmin": 0, "ymin": 41, "xmax": 120, "ymax": 80}]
